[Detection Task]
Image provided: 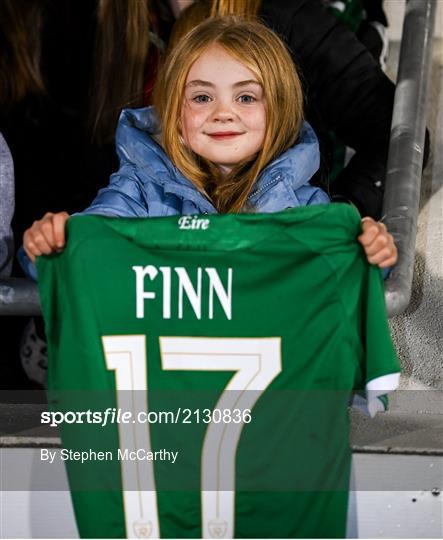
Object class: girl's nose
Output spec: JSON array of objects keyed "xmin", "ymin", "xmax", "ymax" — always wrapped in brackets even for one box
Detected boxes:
[{"xmin": 212, "ymin": 101, "xmax": 235, "ymax": 122}]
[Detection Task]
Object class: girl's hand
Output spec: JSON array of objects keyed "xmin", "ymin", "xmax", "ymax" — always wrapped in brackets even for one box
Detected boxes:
[
  {"xmin": 358, "ymin": 217, "xmax": 397, "ymax": 268},
  {"xmin": 23, "ymin": 212, "xmax": 70, "ymax": 263}
]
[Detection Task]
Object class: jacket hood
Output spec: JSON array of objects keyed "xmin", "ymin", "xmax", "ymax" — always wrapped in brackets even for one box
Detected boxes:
[
  {"xmin": 115, "ymin": 106, "xmax": 320, "ymax": 205},
  {"xmin": 115, "ymin": 107, "xmax": 180, "ymax": 183}
]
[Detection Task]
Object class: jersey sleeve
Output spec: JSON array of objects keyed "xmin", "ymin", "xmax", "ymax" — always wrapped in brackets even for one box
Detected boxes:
[
  {"xmin": 358, "ymin": 265, "xmax": 400, "ymax": 416},
  {"xmin": 316, "ymin": 205, "xmax": 400, "ymax": 417}
]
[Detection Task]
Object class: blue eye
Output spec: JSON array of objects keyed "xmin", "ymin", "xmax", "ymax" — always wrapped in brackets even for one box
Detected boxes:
[
  {"xmin": 238, "ymin": 95, "xmax": 256, "ymax": 104},
  {"xmin": 193, "ymin": 94, "xmax": 211, "ymax": 103}
]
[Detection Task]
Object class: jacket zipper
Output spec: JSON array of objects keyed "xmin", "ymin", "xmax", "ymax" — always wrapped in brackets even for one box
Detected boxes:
[{"xmin": 249, "ymin": 175, "xmax": 281, "ymax": 199}]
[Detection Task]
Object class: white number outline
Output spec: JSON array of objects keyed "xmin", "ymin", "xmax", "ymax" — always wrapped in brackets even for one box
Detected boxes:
[
  {"xmin": 102, "ymin": 335, "xmax": 159, "ymax": 539},
  {"xmin": 103, "ymin": 335, "xmax": 281, "ymax": 539}
]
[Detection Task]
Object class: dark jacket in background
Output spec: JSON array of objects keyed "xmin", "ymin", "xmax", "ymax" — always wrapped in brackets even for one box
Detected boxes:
[{"xmin": 260, "ymin": 0, "xmax": 395, "ymax": 219}]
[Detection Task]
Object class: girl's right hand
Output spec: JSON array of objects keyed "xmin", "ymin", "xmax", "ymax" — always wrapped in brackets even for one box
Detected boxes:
[{"xmin": 23, "ymin": 211, "xmax": 70, "ymax": 263}]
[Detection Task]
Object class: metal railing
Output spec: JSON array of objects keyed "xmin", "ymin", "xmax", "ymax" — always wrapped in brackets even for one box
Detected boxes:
[
  {"xmin": 0, "ymin": 277, "xmax": 40, "ymax": 315},
  {"xmin": 383, "ymin": 0, "xmax": 437, "ymax": 317},
  {"xmin": 0, "ymin": 0, "xmax": 437, "ymax": 318}
]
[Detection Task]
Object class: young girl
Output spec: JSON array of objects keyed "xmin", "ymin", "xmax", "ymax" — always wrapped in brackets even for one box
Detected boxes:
[{"xmin": 22, "ymin": 16, "xmax": 396, "ymax": 271}]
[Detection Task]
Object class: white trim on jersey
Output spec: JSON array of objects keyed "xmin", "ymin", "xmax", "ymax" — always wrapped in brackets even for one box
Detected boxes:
[
  {"xmin": 352, "ymin": 372, "xmax": 400, "ymax": 418},
  {"xmin": 366, "ymin": 372, "xmax": 400, "ymax": 417}
]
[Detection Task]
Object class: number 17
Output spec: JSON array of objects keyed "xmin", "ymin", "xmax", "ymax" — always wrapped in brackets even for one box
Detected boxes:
[{"xmin": 102, "ymin": 335, "xmax": 282, "ymax": 538}]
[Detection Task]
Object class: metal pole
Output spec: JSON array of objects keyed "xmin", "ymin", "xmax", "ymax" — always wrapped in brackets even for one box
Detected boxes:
[
  {"xmin": 384, "ymin": 0, "xmax": 437, "ymax": 317},
  {"xmin": 0, "ymin": 278, "xmax": 41, "ymax": 316}
]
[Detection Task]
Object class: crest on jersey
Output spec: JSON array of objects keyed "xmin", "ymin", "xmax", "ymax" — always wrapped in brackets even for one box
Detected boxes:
[
  {"xmin": 133, "ymin": 520, "xmax": 153, "ymax": 538},
  {"xmin": 208, "ymin": 519, "xmax": 228, "ymax": 538}
]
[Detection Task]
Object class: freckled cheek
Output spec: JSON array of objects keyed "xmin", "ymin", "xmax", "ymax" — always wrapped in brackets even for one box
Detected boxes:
[
  {"xmin": 181, "ymin": 121, "xmax": 206, "ymax": 155},
  {"xmin": 241, "ymin": 110, "xmax": 267, "ymax": 132},
  {"xmin": 181, "ymin": 119, "xmax": 197, "ymax": 146},
  {"xmin": 182, "ymin": 111, "xmax": 206, "ymax": 138},
  {"xmin": 247, "ymin": 130, "xmax": 266, "ymax": 154}
]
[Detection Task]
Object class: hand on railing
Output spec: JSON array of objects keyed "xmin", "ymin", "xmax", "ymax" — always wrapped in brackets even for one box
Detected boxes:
[
  {"xmin": 358, "ymin": 217, "xmax": 398, "ymax": 269},
  {"xmin": 23, "ymin": 212, "xmax": 70, "ymax": 263}
]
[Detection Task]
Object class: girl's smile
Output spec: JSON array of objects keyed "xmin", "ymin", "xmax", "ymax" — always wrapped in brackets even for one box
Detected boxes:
[{"xmin": 205, "ymin": 131, "xmax": 245, "ymax": 140}]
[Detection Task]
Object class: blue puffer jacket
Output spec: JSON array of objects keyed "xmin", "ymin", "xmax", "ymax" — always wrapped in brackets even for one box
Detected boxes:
[
  {"xmin": 82, "ymin": 107, "xmax": 329, "ymax": 217},
  {"xmin": 20, "ymin": 106, "xmax": 328, "ymax": 280}
]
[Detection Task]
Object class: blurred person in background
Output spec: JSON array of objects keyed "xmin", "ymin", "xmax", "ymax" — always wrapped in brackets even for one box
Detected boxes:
[
  {"xmin": 326, "ymin": 0, "xmax": 389, "ymax": 69},
  {"xmin": 0, "ymin": 133, "xmax": 14, "ymax": 277}
]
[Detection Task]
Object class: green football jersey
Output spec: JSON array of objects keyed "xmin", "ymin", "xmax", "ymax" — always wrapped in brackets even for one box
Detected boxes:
[{"xmin": 37, "ymin": 204, "xmax": 400, "ymax": 539}]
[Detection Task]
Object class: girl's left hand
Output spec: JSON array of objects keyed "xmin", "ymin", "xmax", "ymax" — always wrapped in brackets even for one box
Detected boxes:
[{"xmin": 358, "ymin": 217, "xmax": 398, "ymax": 268}]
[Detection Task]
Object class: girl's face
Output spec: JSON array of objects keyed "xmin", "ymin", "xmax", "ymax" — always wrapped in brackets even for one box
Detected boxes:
[{"xmin": 181, "ymin": 45, "xmax": 266, "ymax": 175}]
